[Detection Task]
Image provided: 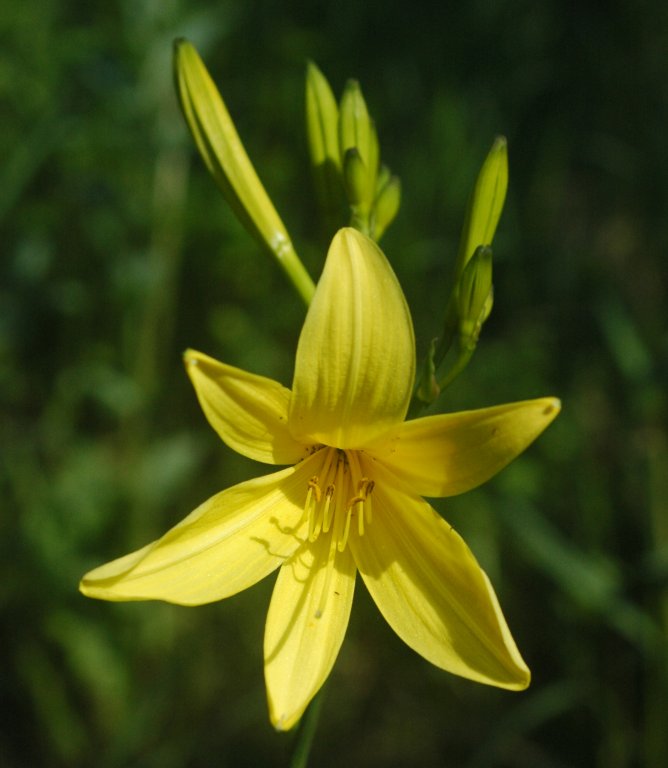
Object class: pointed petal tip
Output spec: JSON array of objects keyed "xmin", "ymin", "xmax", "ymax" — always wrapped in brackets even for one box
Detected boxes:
[
  {"xmin": 336, "ymin": 225, "xmax": 365, "ymax": 248},
  {"xmin": 327, "ymin": 226, "xmax": 367, "ymax": 254},
  {"xmin": 267, "ymin": 683, "xmax": 310, "ymax": 732},
  {"xmin": 496, "ymin": 648, "xmax": 531, "ymax": 691},
  {"xmin": 517, "ymin": 667, "xmax": 531, "ymax": 690},
  {"xmin": 264, "ymin": 539, "xmax": 355, "ymax": 736},
  {"xmin": 269, "ymin": 709, "xmax": 300, "ymax": 732},
  {"xmin": 479, "ymin": 662, "xmax": 531, "ymax": 692},
  {"xmin": 538, "ymin": 396, "xmax": 561, "ymax": 426},
  {"xmin": 78, "ymin": 576, "xmax": 133, "ymax": 603},
  {"xmin": 182, "ymin": 347, "xmax": 198, "ymax": 365},
  {"xmin": 504, "ymin": 665, "xmax": 531, "ymax": 691}
]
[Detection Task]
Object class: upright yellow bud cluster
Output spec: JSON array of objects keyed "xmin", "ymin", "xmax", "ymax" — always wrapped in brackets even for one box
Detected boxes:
[
  {"xmin": 173, "ymin": 38, "xmax": 515, "ymax": 415},
  {"xmin": 306, "ymin": 63, "xmax": 400, "ymax": 240}
]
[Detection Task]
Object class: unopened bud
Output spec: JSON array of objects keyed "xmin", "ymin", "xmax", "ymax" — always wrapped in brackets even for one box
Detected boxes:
[
  {"xmin": 339, "ymin": 79, "xmax": 372, "ymax": 163},
  {"xmin": 372, "ymin": 174, "xmax": 401, "ymax": 241},
  {"xmin": 306, "ymin": 61, "xmax": 344, "ymax": 229},
  {"xmin": 306, "ymin": 61, "xmax": 341, "ymax": 171},
  {"xmin": 342, "ymin": 148, "xmax": 369, "ymax": 208},
  {"xmin": 455, "ymin": 137, "xmax": 508, "ymax": 279},
  {"xmin": 416, "ymin": 338, "xmax": 440, "ymax": 404},
  {"xmin": 457, "ymin": 245, "xmax": 493, "ymax": 349}
]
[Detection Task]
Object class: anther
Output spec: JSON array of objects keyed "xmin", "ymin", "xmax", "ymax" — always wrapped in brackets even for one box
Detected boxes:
[
  {"xmin": 365, "ymin": 481, "xmax": 375, "ymax": 525},
  {"xmin": 308, "ymin": 476, "xmax": 322, "ymax": 502},
  {"xmin": 344, "ymin": 477, "xmax": 374, "ymax": 539}
]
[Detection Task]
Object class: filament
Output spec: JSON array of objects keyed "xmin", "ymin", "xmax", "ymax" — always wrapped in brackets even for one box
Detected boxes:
[{"xmin": 303, "ymin": 447, "xmax": 375, "ymax": 553}]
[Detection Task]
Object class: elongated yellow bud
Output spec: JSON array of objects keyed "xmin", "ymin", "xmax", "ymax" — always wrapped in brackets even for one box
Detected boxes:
[
  {"xmin": 455, "ymin": 136, "xmax": 508, "ymax": 279},
  {"xmin": 416, "ymin": 337, "xmax": 440, "ymax": 404},
  {"xmin": 457, "ymin": 246, "xmax": 494, "ymax": 350},
  {"xmin": 375, "ymin": 164, "xmax": 391, "ymax": 196},
  {"xmin": 306, "ymin": 61, "xmax": 344, "ymax": 229},
  {"xmin": 339, "ymin": 79, "xmax": 372, "ymax": 165},
  {"xmin": 174, "ymin": 39, "xmax": 315, "ymax": 305},
  {"xmin": 306, "ymin": 61, "xmax": 341, "ymax": 172},
  {"xmin": 342, "ymin": 148, "xmax": 369, "ymax": 208},
  {"xmin": 372, "ymin": 174, "xmax": 401, "ymax": 241},
  {"xmin": 339, "ymin": 80, "xmax": 381, "ymax": 233}
]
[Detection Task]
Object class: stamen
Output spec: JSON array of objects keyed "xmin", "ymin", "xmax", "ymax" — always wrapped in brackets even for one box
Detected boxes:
[
  {"xmin": 308, "ymin": 476, "xmax": 322, "ymax": 502},
  {"xmin": 365, "ymin": 481, "xmax": 374, "ymax": 525},
  {"xmin": 346, "ymin": 478, "xmax": 373, "ymax": 539},
  {"xmin": 331, "ymin": 456, "xmax": 348, "ymax": 551},
  {"xmin": 338, "ymin": 505, "xmax": 353, "ymax": 552},
  {"xmin": 304, "ymin": 448, "xmax": 375, "ymax": 552},
  {"xmin": 307, "ymin": 476, "xmax": 322, "ymax": 541},
  {"xmin": 319, "ymin": 448, "xmax": 337, "ymax": 488},
  {"xmin": 322, "ymin": 485, "xmax": 335, "ymax": 532},
  {"xmin": 344, "ymin": 450, "xmax": 375, "ymax": 542}
]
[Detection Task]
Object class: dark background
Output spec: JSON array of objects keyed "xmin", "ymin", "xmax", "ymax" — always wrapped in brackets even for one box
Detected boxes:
[{"xmin": 2, "ymin": 1, "xmax": 667, "ymax": 766}]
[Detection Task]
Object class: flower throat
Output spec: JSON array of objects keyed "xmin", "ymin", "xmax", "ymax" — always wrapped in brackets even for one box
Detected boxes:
[{"xmin": 304, "ymin": 447, "xmax": 375, "ymax": 552}]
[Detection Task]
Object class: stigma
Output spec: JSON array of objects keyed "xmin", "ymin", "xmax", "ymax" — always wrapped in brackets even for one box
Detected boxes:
[{"xmin": 304, "ymin": 447, "xmax": 375, "ymax": 551}]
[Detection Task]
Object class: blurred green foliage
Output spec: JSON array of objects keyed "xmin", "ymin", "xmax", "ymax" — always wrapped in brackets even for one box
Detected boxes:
[{"xmin": 2, "ymin": 1, "xmax": 667, "ymax": 766}]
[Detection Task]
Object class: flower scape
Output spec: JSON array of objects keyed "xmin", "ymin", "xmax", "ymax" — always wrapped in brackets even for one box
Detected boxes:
[{"xmin": 81, "ymin": 227, "xmax": 560, "ymax": 730}]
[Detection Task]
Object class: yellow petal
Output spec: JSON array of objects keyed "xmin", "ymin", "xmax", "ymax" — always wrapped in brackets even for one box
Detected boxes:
[
  {"xmin": 184, "ymin": 349, "xmax": 307, "ymax": 465},
  {"xmin": 349, "ymin": 460, "xmax": 530, "ymax": 689},
  {"xmin": 289, "ymin": 228, "xmax": 415, "ymax": 448},
  {"xmin": 79, "ymin": 462, "xmax": 316, "ymax": 605},
  {"xmin": 264, "ymin": 534, "xmax": 356, "ymax": 731},
  {"xmin": 367, "ymin": 397, "xmax": 560, "ymax": 497}
]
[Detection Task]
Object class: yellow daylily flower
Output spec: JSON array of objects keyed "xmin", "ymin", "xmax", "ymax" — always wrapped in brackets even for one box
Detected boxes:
[{"xmin": 80, "ymin": 228, "xmax": 560, "ymax": 731}]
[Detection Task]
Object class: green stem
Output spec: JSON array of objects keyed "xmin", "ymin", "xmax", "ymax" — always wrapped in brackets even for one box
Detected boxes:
[
  {"xmin": 408, "ymin": 341, "xmax": 476, "ymax": 419},
  {"xmin": 349, "ymin": 207, "xmax": 371, "ymax": 237},
  {"xmin": 276, "ymin": 240, "xmax": 316, "ymax": 306},
  {"xmin": 406, "ymin": 393, "xmax": 430, "ymax": 420},
  {"xmin": 411, "ymin": 300, "xmax": 457, "ymax": 408},
  {"xmin": 644, "ymin": 430, "xmax": 668, "ymax": 768},
  {"xmin": 432, "ymin": 298, "xmax": 458, "ymax": 371},
  {"xmin": 289, "ymin": 689, "xmax": 326, "ymax": 768},
  {"xmin": 437, "ymin": 344, "xmax": 475, "ymax": 392}
]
